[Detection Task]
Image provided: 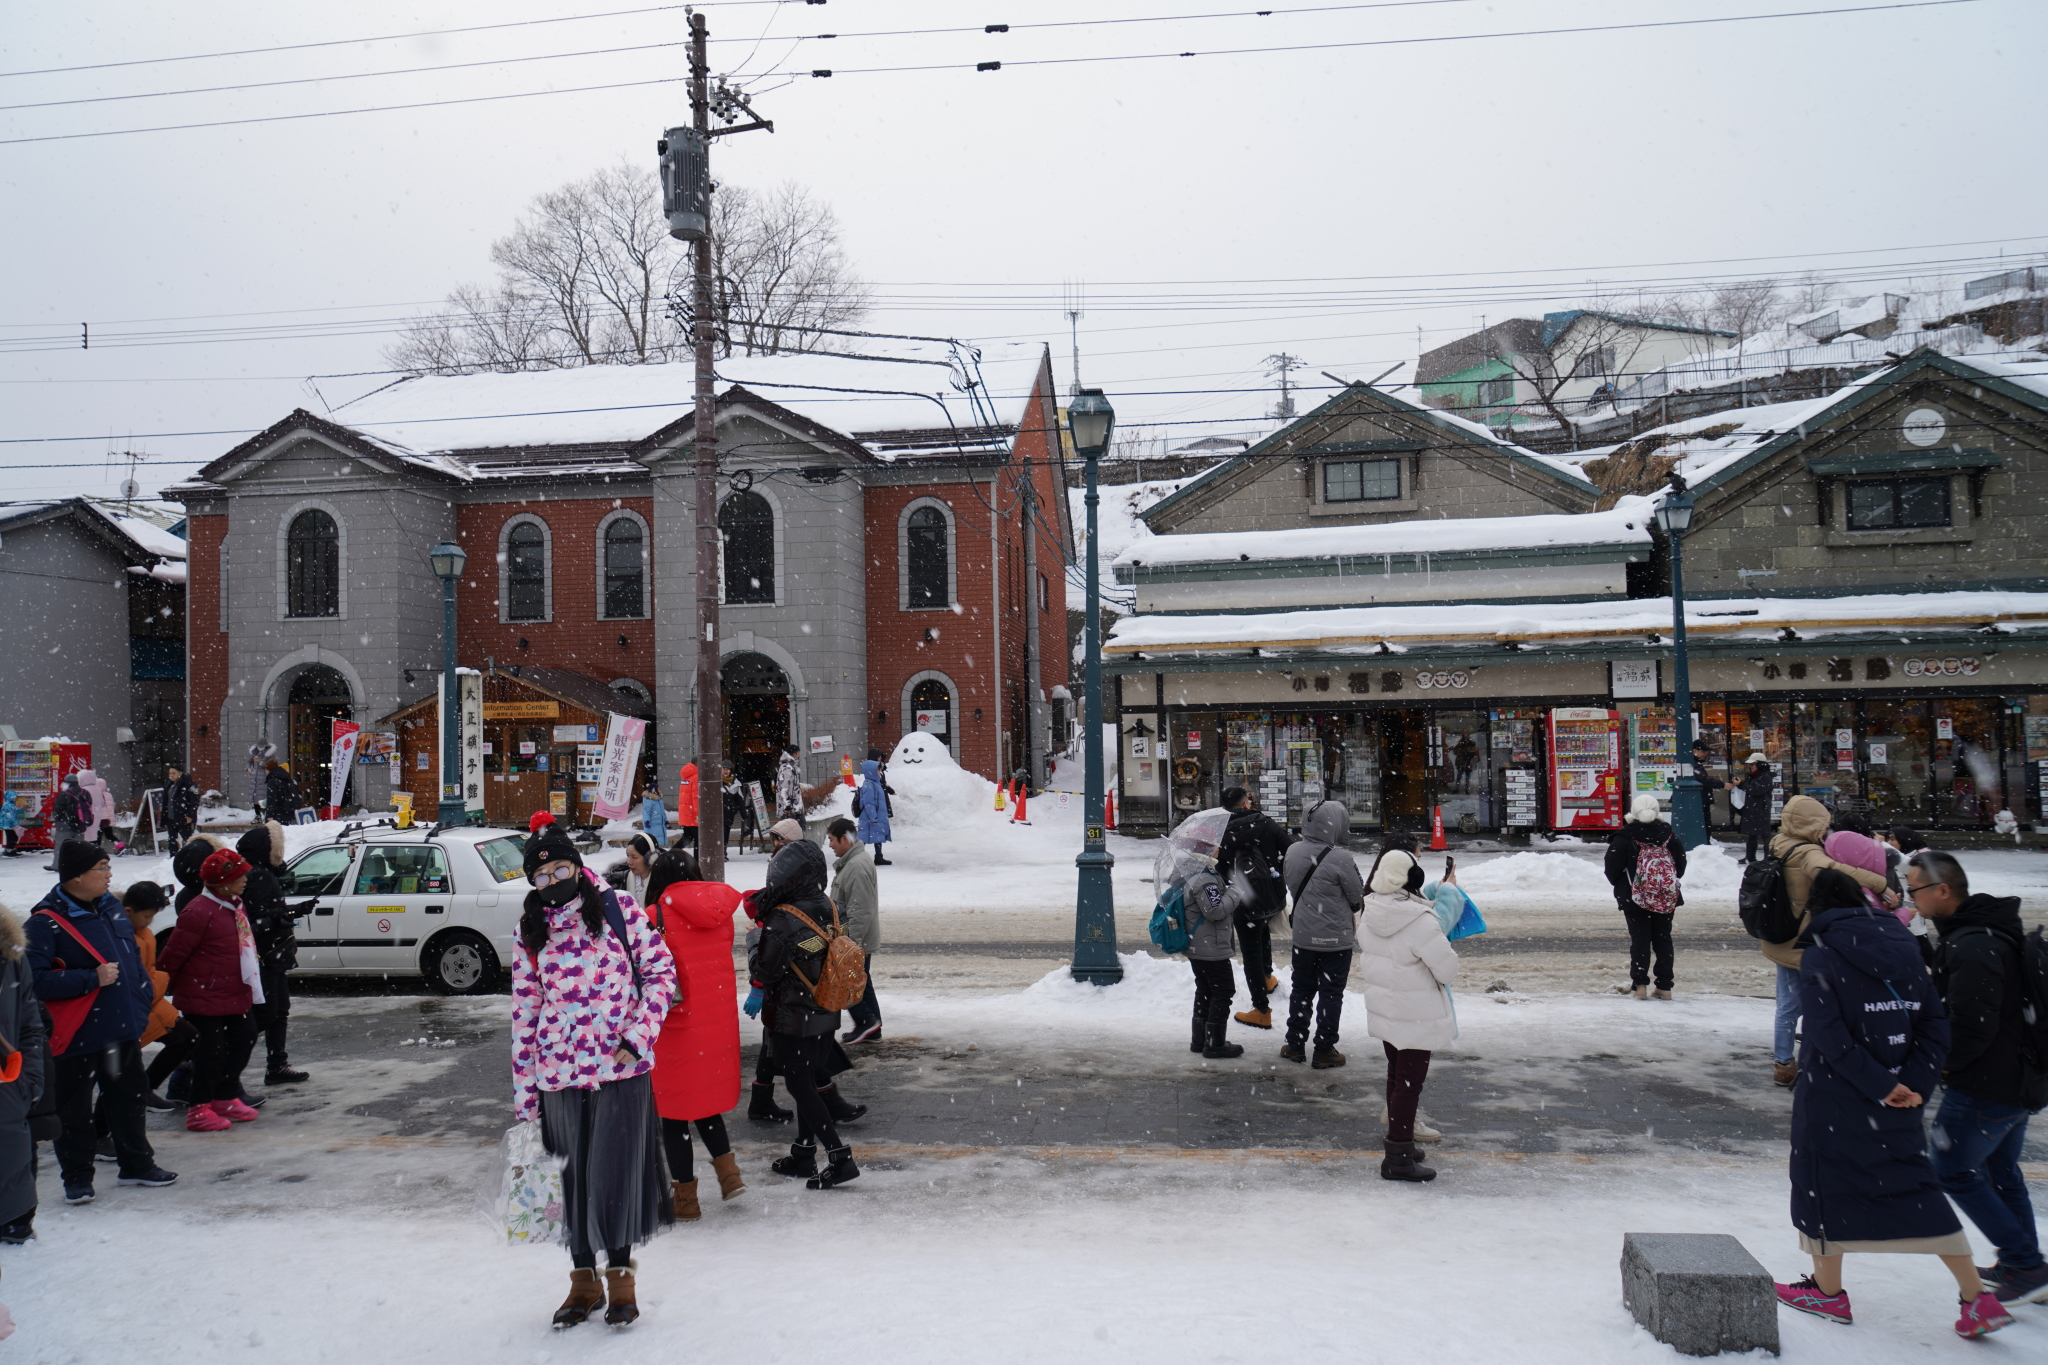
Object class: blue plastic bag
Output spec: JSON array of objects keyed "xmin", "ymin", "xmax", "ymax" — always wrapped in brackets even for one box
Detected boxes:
[{"xmin": 1446, "ymin": 886, "xmax": 1487, "ymax": 942}]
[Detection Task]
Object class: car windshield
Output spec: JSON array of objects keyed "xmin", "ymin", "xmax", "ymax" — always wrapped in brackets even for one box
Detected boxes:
[
  {"xmin": 475, "ymin": 835, "xmax": 529, "ymax": 884},
  {"xmin": 281, "ymin": 845, "xmax": 352, "ymax": 897}
]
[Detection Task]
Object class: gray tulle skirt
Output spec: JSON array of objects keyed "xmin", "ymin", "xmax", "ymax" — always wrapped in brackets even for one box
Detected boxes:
[{"xmin": 538, "ymin": 1071, "xmax": 672, "ymax": 1257}]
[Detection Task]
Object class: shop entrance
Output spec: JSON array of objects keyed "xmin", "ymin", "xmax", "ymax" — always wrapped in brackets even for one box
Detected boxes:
[
  {"xmin": 723, "ymin": 653, "xmax": 789, "ymax": 790},
  {"xmin": 1379, "ymin": 709, "xmax": 1434, "ymax": 827},
  {"xmin": 285, "ymin": 665, "xmax": 353, "ymax": 814}
]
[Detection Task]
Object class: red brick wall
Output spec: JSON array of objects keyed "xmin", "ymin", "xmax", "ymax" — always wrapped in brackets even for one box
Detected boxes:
[
  {"xmin": 452, "ymin": 497, "xmax": 658, "ymax": 688},
  {"xmin": 184, "ymin": 513, "xmax": 229, "ymax": 792},
  {"xmin": 863, "ymin": 355, "xmax": 1071, "ymax": 781}
]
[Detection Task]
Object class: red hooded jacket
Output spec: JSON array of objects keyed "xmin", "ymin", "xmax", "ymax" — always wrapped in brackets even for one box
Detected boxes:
[{"xmin": 158, "ymin": 892, "xmax": 255, "ymax": 1016}]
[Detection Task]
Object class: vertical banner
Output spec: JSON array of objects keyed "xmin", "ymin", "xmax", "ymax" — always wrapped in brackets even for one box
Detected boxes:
[
  {"xmin": 437, "ymin": 670, "xmax": 486, "ymax": 818},
  {"xmin": 591, "ymin": 713, "xmax": 647, "ymax": 821},
  {"xmin": 748, "ymin": 780, "xmax": 771, "ymax": 831},
  {"xmin": 327, "ymin": 720, "xmax": 362, "ymax": 817}
]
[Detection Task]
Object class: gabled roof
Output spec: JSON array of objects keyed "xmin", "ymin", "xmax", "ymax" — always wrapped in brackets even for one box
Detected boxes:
[
  {"xmin": 0, "ymin": 497, "xmax": 190, "ymax": 567},
  {"xmin": 1138, "ymin": 380, "xmax": 1593, "ymax": 531},
  {"xmin": 1416, "ymin": 317, "xmax": 1545, "ymax": 384},
  {"xmin": 1539, "ymin": 309, "xmax": 1734, "ymax": 349}
]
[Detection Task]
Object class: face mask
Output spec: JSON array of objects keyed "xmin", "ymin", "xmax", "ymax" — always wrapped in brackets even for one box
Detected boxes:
[{"xmin": 539, "ymin": 876, "xmax": 583, "ymax": 908}]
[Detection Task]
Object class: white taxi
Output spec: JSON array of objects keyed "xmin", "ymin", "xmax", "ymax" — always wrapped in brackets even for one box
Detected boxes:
[{"xmin": 275, "ymin": 826, "xmax": 536, "ymax": 993}]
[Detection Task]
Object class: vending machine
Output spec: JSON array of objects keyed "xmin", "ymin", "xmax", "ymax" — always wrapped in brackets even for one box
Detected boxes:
[
  {"xmin": 1629, "ymin": 708, "xmax": 1680, "ymax": 814},
  {"xmin": 1548, "ymin": 708, "xmax": 1624, "ymax": 830},
  {"xmin": 0, "ymin": 739, "xmax": 92, "ymax": 851}
]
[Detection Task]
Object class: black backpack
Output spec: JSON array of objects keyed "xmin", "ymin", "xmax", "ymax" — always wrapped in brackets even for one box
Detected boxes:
[
  {"xmin": 2010, "ymin": 926, "xmax": 2048, "ymax": 1111},
  {"xmin": 1737, "ymin": 842, "xmax": 1810, "ymax": 943}
]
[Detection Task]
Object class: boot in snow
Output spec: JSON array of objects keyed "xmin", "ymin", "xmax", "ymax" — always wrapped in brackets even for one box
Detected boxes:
[
  {"xmin": 807, "ymin": 1145, "xmax": 861, "ymax": 1190},
  {"xmin": 712, "ymin": 1151, "xmax": 746, "ymax": 1200},
  {"xmin": 265, "ymin": 1054, "xmax": 309, "ymax": 1085},
  {"xmin": 771, "ymin": 1142, "xmax": 818, "ymax": 1178},
  {"xmin": 819, "ymin": 1082, "xmax": 867, "ymax": 1123},
  {"xmin": 748, "ymin": 1081, "xmax": 794, "ymax": 1124},
  {"xmin": 1631, "ymin": 984, "xmax": 1649, "ymax": 1000},
  {"xmin": 1234, "ymin": 1007, "xmax": 1273, "ymax": 1030},
  {"xmin": 1954, "ymin": 1293, "xmax": 2013, "ymax": 1339},
  {"xmin": 1265, "ymin": 975, "xmax": 1279, "ymax": 994},
  {"xmin": 553, "ymin": 1269, "xmax": 604, "ymax": 1329},
  {"xmin": 1311, "ymin": 1047, "xmax": 1346, "ymax": 1070},
  {"xmin": 1651, "ymin": 988, "xmax": 1672, "ymax": 1001},
  {"xmin": 671, "ymin": 1179, "xmax": 701, "ymax": 1221},
  {"xmin": 603, "ymin": 1263, "xmax": 639, "ymax": 1327},
  {"xmin": 1189, "ymin": 1012, "xmax": 1208, "ymax": 1054},
  {"xmin": 1202, "ymin": 1000, "xmax": 1243, "ymax": 1059},
  {"xmin": 1380, "ymin": 1139, "xmax": 1437, "ymax": 1183},
  {"xmin": 1279, "ymin": 1042, "xmax": 1306, "ymax": 1064}
]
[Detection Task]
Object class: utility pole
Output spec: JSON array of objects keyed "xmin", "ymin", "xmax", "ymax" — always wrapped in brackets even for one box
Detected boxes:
[
  {"xmin": 1263, "ymin": 352, "xmax": 1304, "ymax": 422},
  {"xmin": 662, "ymin": 6, "xmax": 773, "ymax": 881},
  {"xmin": 1062, "ymin": 280, "xmax": 1084, "ymax": 395}
]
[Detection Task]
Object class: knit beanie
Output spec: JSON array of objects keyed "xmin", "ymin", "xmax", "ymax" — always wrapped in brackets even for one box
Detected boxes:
[
  {"xmin": 521, "ymin": 816, "xmax": 583, "ymax": 878},
  {"xmin": 55, "ymin": 839, "xmax": 108, "ymax": 883},
  {"xmin": 769, "ymin": 818, "xmax": 804, "ymax": 845},
  {"xmin": 199, "ymin": 847, "xmax": 252, "ymax": 886}
]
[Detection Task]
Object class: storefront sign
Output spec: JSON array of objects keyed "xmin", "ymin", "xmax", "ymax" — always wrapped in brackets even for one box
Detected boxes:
[
  {"xmin": 328, "ymin": 720, "xmax": 361, "ymax": 815},
  {"xmin": 484, "ymin": 702, "xmax": 559, "ymax": 719},
  {"xmin": 1903, "ymin": 657, "xmax": 1981, "ymax": 678},
  {"xmin": 1413, "ymin": 669, "xmax": 1472, "ymax": 691},
  {"xmin": 591, "ymin": 713, "xmax": 646, "ymax": 820},
  {"xmin": 439, "ymin": 671, "xmax": 484, "ymax": 811},
  {"xmin": 1937, "ymin": 717, "xmax": 1954, "ymax": 739},
  {"xmin": 1186, "ymin": 731, "xmax": 1202, "ymax": 751},
  {"xmin": 914, "ymin": 709, "xmax": 948, "ymax": 734},
  {"xmin": 518, "ymin": 741, "xmax": 537, "ymax": 756},
  {"xmin": 1155, "ymin": 740, "xmax": 1170, "ymax": 759},
  {"xmin": 355, "ymin": 732, "xmax": 397, "ymax": 762},
  {"xmin": 553, "ymin": 724, "xmax": 598, "ymax": 743},
  {"xmin": 1610, "ymin": 661, "xmax": 1658, "ymax": 699},
  {"xmin": 809, "ymin": 735, "xmax": 833, "ymax": 754},
  {"xmin": 1868, "ymin": 742, "xmax": 1887, "ymax": 766},
  {"xmin": 1131, "ymin": 736, "xmax": 1149, "ymax": 758}
]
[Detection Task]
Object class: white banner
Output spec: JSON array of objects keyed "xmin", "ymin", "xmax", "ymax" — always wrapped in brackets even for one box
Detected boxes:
[
  {"xmin": 437, "ymin": 670, "xmax": 485, "ymax": 815},
  {"xmin": 592, "ymin": 713, "xmax": 646, "ymax": 821},
  {"xmin": 328, "ymin": 720, "xmax": 361, "ymax": 813}
]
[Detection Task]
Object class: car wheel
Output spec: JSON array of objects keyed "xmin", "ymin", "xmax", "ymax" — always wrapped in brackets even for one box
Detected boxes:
[{"xmin": 423, "ymin": 929, "xmax": 498, "ymax": 995}]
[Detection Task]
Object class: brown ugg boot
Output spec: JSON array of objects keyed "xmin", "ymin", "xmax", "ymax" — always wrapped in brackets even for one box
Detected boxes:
[
  {"xmin": 552, "ymin": 1268, "xmax": 604, "ymax": 1329},
  {"xmin": 603, "ymin": 1262, "xmax": 639, "ymax": 1327},
  {"xmin": 672, "ymin": 1178, "xmax": 701, "ymax": 1221},
  {"xmin": 712, "ymin": 1151, "xmax": 746, "ymax": 1200}
]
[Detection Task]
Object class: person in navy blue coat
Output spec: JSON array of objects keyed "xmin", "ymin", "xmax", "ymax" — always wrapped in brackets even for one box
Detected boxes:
[
  {"xmin": 23, "ymin": 840, "xmax": 176, "ymax": 1205},
  {"xmin": 1774, "ymin": 869, "xmax": 2012, "ymax": 1339}
]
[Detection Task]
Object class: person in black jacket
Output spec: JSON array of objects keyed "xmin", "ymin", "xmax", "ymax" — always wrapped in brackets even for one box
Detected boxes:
[
  {"xmin": 1774, "ymin": 869, "xmax": 2011, "ymax": 1339},
  {"xmin": 0, "ymin": 905, "xmax": 47, "ymax": 1244},
  {"xmin": 745, "ymin": 836, "xmax": 859, "ymax": 1190},
  {"xmin": 1216, "ymin": 787, "xmax": 1295, "ymax": 1029},
  {"xmin": 263, "ymin": 762, "xmax": 300, "ymax": 821},
  {"xmin": 1604, "ymin": 794, "xmax": 1688, "ymax": 1000},
  {"xmin": 1736, "ymin": 755, "xmax": 1774, "ymax": 862},
  {"xmin": 1911, "ymin": 850, "xmax": 2048, "ymax": 1306},
  {"xmin": 236, "ymin": 822, "xmax": 307, "ymax": 1086},
  {"xmin": 164, "ymin": 768, "xmax": 201, "ymax": 848}
]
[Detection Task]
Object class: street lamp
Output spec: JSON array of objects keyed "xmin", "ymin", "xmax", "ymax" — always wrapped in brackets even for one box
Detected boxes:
[
  {"xmin": 429, "ymin": 539, "xmax": 468, "ymax": 826},
  {"xmin": 1653, "ymin": 477, "xmax": 1707, "ymax": 849},
  {"xmin": 1067, "ymin": 389, "xmax": 1123, "ymax": 985}
]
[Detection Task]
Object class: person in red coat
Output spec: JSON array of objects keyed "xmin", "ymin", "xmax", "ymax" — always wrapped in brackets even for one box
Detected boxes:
[
  {"xmin": 645, "ymin": 850, "xmax": 744, "ymax": 1219},
  {"xmin": 674, "ymin": 763, "xmax": 700, "ymax": 852},
  {"xmin": 157, "ymin": 848, "xmax": 263, "ymax": 1133}
]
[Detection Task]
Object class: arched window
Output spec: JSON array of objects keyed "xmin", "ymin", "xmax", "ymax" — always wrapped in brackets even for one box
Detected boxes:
[
  {"xmin": 910, "ymin": 677, "xmax": 953, "ymax": 746},
  {"xmin": 506, "ymin": 520, "xmax": 548, "ymax": 621},
  {"xmin": 907, "ymin": 506, "xmax": 949, "ymax": 608},
  {"xmin": 719, "ymin": 491, "xmax": 774, "ymax": 604},
  {"xmin": 285, "ymin": 509, "xmax": 339, "ymax": 618},
  {"xmin": 601, "ymin": 516, "xmax": 645, "ymax": 619}
]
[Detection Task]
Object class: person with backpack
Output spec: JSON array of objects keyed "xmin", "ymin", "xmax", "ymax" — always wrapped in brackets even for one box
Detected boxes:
[
  {"xmin": 1909, "ymin": 849, "xmax": 2048, "ymax": 1307},
  {"xmin": 1605, "ymin": 794, "xmax": 1687, "ymax": 1000},
  {"xmin": 1183, "ymin": 848, "xmax": 1247, "ymax": 1061},
  {"xmin": 1279, "ymin": 799, "xmax": 1365, "ymax": 1070},
  {"xmin": 853, "ymin": 756, "xmax": 892, "ymax": 866},
  {"xmin": 1759, "ymin": 795, "xmax": 1891, "ymax": 1088},
  {"xmin": 510, "ymin": 816, "xmax": 678, "ymax": 1329},
  {"xmin": 1215, "ymin": 787, "xmax": 1294, "ymax": 1031},
  {"xmin": 643, "ymin": 851, "xmax": 748, "ymax": 1221},
  {"xmin": 1736, "ymin": 754, "xmax": 1774, "ymax": 863},
  {"xmin": 1773, "ymin": 869, "xmax": 2013, "ymax": 1339},
  {"xmin": 744, "ymin": 834, "xmax": 863, "ymax": 1190},
  {"xmin": 23, "ymin": 841, "xmax": 176, "ymax": 1203}
]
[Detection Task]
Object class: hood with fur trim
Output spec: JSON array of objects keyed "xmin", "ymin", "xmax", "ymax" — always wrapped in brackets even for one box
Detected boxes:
[{"xmin": 0, "ymin": 904, "xmax": 21, "ymax": 962}]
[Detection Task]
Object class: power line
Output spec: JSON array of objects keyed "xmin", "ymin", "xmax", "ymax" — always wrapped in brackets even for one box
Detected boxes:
[{"xmin": 0, "ymin": 0, "xmax": 1983, "ymax": 145}]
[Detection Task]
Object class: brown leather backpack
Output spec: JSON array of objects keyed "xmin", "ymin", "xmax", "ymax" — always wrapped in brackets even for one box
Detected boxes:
[{"xmin": 776, "ymin": 902, "xmax": 869, "ymax": 1012}]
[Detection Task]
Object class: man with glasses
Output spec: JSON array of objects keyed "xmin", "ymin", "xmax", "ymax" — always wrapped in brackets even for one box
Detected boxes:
[{"xmin": 1909, "ymin": 849, "xmax": 2048, "ymax": 1306}]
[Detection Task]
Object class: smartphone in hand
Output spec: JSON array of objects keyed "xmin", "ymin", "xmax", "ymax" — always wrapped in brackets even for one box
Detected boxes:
[{"xmin": 1444, "ymin": 856, "xmax": 1455, "ymax": 879}]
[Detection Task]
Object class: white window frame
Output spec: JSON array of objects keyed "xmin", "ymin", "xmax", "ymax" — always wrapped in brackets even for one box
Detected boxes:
[
  {"xmin": 274, "ymin": 498, "xmax": 348, "ymax": 622},
  {"xmin": 898, "ymin": 495, "xmax": 957, "ymax": 611},
  {"xmin": 499, "ymin": 513, "xmax": 554, "ymax": 624},
  {"xmin": 595, "ymin": 508, "xmax": 652, "ymax": 621}
]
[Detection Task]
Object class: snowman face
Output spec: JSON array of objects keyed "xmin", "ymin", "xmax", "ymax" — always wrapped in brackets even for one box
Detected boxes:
[{"xmin": 891, "ymin": 733, "xmax": 947, "ymax": 766}]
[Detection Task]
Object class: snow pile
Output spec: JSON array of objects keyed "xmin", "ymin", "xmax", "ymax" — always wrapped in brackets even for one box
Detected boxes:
[
  {"xmin": 1018, "ymin": 951, "xmax": 1198, "ymax": 1020},
  {"xmin": 1456, "ymin": 851, "xmax": 1606, "ymax": 903},
  {"xmin": 886, "ymin": 732, "xmax": 1000, "ymax": 831},
  {"xmin": 1680, "ymin": 841, "xmax": 1745, "ymax": 899}
]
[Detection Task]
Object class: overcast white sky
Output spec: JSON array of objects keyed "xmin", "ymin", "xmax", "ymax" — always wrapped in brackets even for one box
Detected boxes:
[{"xmin": 3, "ymin": 0, "xmax": 2043, "ymax": 503}]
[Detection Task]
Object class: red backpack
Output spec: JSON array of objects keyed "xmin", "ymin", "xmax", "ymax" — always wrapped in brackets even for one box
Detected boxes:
[{"xmin": 1631, "ymin": 840, "xmax": 1681, "ymax": 915}]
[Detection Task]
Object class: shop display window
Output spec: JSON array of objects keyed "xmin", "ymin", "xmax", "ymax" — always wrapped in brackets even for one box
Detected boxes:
[
  {"xmin": 1434, "ymin": 710, "xmax": 1494, "ymax": 831},
  {"xmin": 1793, "ymin": 701, "xmax": 1862, "ymax": 814}
]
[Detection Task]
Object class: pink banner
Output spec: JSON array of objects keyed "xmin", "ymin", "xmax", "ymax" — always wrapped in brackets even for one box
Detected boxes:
[
  {"xmin": 327, "ymin": 720, "xmax": 362, "ymax": 818},
  {"xmin": 591, "ymin": 714, "xmax": 646, "ymax": 821}
]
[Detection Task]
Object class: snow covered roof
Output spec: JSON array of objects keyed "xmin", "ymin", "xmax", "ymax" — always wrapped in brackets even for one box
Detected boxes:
[
  {"xmin": 1114, "ymin": 497, "xmax": 1654, "ymax": 573},
  {"xmin": 1106, "ymin": 590, "xmax": 2048, "ymax": 656},
  {"xmin": 320, "ymin": 343, "xmax": 1046, "ymax": 463},
  {"xmin": 0, "ymin": 498, "xmax": 188, "ymax": 567}
]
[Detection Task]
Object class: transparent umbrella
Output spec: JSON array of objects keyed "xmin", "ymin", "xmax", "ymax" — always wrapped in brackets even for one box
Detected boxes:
[{"xmin": 1154, "ymin": 806, "xmax": 1232, "ymax": 901}]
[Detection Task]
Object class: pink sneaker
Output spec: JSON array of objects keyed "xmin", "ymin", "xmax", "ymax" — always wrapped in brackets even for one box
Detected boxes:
[
  {"xmin": 1955, "ymin": 1292, "xmax": 2014, "ymax": 1339},
  {"xmin": 1776, "ymin": 1276, "xmax": 1852, "ymax": 1325},
  {"xmin": 213, "ymin": 1098, "xmax": 259, "ymax": 1123},
  {"xmin": 185, "ymin": 1103, "xmax": 232, "ymax": 1132}
]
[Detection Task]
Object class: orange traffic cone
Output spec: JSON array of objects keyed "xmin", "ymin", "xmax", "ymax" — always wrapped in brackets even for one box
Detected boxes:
[
  {"xmin": 1429, "ymin": 805, "xmax": 1447, "ymax": 851},
  {"xmin": 1011, "ymin": 782, "xmax": 1029, "ymax": 824},
  {"xmin": 1105, "ymin": 787, "xmax": 1117, "ymax": 831}
]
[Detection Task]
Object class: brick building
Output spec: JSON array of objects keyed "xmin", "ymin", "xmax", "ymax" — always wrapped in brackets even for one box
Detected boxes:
[{"xmin": 166, "ymin": 343, "xmax": 1073, "ymax": 818}]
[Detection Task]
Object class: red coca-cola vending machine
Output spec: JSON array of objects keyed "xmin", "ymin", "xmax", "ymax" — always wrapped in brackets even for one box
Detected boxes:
[
  {"xmin": 1, "ymin": 739, "xmax": 93, "ymax": 851},
  {"xmin": 1547, "ymin": 708, "xmax": 1624, "ymax": 831}
]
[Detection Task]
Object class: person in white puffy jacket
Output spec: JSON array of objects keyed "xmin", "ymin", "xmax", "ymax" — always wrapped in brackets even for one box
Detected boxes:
[{"xmin": 1357, "ymin": 848, "xmax": 1459, "ymax": 1183}]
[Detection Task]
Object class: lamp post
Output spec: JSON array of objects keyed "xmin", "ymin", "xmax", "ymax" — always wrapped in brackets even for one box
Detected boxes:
[
  {"xmin": 1067, "ymin": 389, "xmax": 1123, "ymax": 985},
  {"xmin": 1654, "ymin": 477, "xmax": 1707, "ymax": 850},
  {"xmin": 429, "ymin": 539, "xmax": 468, "ymax": 826}
]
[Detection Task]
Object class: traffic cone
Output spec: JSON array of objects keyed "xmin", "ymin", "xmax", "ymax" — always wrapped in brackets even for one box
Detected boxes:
[
  {"xmin": 1105, "ymin": 787, "xmax": 1117, "ymax": 831},
  {"xmin": 1430, "ymin": 805, "xmax": 1447, "ymax": 851},
  {"xmin": 994, "ymin": 782, "xmax": 1007, "ymax": 812},
  {"xmin": 1011, "ymin": 782, "xmax": 1029, "ymax": 824},
  {"xmin": 841, "ymin": 753, "xmax": 856, "ymax": 787}
]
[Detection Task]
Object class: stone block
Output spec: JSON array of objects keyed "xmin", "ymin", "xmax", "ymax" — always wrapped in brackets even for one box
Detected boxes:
[{"xmin": 1620, "ymin": 1232, "xmax": 1779, "ymax": 1357}]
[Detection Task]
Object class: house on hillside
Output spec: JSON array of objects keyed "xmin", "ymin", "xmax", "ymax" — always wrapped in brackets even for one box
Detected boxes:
[
  {"xmin": 164, "ymin": 345, "xmax": 1072, "ymax": 823},
  {"xmin": 0, "ymin": 499, "xmax": 188, "ymax": 798},
  {"xmin": 1103, "ymin": 352, "xmax": 2048, "ymax": 840},
  {"xmin": 1416, "ymin": 312, "xmax": 1732, "ymax": 430}
]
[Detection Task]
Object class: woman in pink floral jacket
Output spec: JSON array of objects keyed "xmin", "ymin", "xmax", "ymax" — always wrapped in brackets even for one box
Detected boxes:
[{"xmin": 511, "ymin": 814, "xmax": 678, "ymax": 1330}]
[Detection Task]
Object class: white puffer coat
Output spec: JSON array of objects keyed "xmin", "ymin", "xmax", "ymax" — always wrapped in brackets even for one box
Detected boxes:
[{"xmin": 1356, "ymin": 850, "xmax": 1461, "ymax": 1051}]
